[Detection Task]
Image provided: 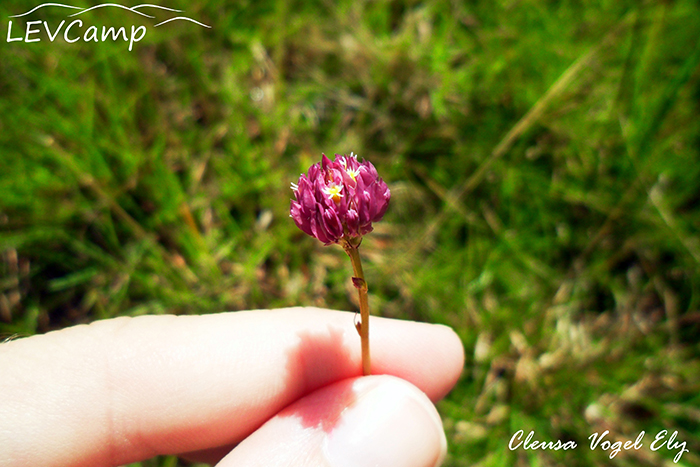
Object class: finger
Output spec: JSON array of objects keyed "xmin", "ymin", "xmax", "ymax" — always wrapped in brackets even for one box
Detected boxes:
[
  {"xmin": 0, "ymin": 308, "xmax": 463, "ymax": 467},
  {"xmin": 217, "ymin": 375, "xmax": 447, "ymax": 467}
]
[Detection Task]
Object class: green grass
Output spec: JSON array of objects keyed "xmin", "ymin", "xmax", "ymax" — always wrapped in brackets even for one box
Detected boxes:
[{"xmin": 1, "ymin": 0, "xmax": 700, "ymax": 465}]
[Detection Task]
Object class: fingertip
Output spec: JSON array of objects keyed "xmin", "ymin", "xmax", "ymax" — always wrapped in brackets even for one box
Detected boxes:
[
  {"xmin": 324, "ymin": 376, "xmax": 447, "ymax": 467},
  {"xmin": 429, "ymin": 323, "xmax": 466, "ymax": 400},
  {"xmin": 371, "ymin": 317, "xmax": 465, "ymax": 402},
  {"xmin": 218, "ymin": 375, "xmax": 447, "ymax": 467}
]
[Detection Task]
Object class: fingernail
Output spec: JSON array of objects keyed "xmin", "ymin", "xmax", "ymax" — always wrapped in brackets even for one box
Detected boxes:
[{"xmin": 324, "ymin": 376, "xmax": 447, "ymax": 467}]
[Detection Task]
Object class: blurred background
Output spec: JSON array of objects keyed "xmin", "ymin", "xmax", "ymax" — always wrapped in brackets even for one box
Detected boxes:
[{"xmin": 1, "ymin": 0, "xmax": 699, "ymax": 465}]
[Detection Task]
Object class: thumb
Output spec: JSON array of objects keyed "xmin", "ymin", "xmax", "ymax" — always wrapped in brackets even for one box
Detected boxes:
[{"xmin": 217, "ymin": 375, "xmax": 447, "ymax": 467}]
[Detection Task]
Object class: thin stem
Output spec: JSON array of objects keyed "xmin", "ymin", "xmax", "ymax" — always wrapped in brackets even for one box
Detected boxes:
[{"xmin": 345, "ymin": 242, "xmax": 370, "ymax": 375}]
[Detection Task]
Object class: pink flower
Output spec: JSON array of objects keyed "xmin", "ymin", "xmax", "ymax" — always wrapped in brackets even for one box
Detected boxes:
[{"xmin": 290, "ymin": 153, "xmax": 391, "ymax": 245}]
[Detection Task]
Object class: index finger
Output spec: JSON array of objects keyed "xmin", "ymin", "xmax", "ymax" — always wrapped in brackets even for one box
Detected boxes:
[{"xmin": 0, "ymin": 308, "xmax": 464, "ymax": 467}]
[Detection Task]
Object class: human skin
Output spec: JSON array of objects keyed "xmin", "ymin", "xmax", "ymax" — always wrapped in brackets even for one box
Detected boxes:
[{"xmin": 0, "ymin": 307, "xmax": 464, "ymax": 467}]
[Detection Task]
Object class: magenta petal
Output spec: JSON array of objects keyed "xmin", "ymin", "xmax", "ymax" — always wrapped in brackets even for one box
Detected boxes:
[
  {"xmin": 321, "ymin": 154, "xmax": 333, "ymax": 171},
  {"xmin": 368, "ymin": 180, "xmax": 391, "ymax": 221},
  {"xmin": 300, "ymin": 183, "xmax": 316, "ymax": 211},
  {"xmin": 311, "ymin": 206, "xmax": 332, "ymax": 244},
  {"xmin": 346, "ymin": 208, "xmax": 360, "ymax": 237},
  {"xmin": 359, "ymin": 190, "xmax": 372, "ymax": 226},
  {"xmin": 323, "ymin": 207, "xmax": 343, "ymax": 242},
  {"xmin": 290, "ymin": 200, "xmax": 312, "ymax": 237},
  {"xmin": 359, "ymin": 160, "xmax": 378, "ymax": 185},
  {"xmin": 307, "ymin": 163, "xmax": 320, "ymax": 181}
]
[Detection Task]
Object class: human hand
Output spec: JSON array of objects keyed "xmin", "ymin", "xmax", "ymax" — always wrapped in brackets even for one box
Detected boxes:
[{"xmin": 0, "ymin": 308, "xmax": 464, "ymax": 467}]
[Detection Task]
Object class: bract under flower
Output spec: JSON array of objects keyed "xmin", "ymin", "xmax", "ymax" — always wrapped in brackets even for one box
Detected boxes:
[{"xmin": 290, "ymin": 153, "xmax": 391, "ymax": 245}]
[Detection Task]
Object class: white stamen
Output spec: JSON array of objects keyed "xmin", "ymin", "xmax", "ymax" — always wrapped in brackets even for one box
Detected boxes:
[
  {"xmin": 346, "ymin": 167, "xmax": 361, "ymax": 181},
  {"xmin": 322, "ymin": 184, "xmax": 344, "ymax": 202}
]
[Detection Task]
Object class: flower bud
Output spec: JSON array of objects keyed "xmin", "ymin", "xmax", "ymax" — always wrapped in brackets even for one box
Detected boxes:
[{"xmin": 290, "ymin": 153, "xmax": 390, "ymax": 245}]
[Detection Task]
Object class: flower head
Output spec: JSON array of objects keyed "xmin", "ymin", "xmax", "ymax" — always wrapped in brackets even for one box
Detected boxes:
[{"xmin": 290, "ymin": 153, "xmax": 391, "ymax": 245}]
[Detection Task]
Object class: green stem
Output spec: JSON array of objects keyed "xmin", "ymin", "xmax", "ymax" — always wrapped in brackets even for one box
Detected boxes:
[{"xmin": 345, "ymin": 241, "xmax": 370, "ymax": 375}]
